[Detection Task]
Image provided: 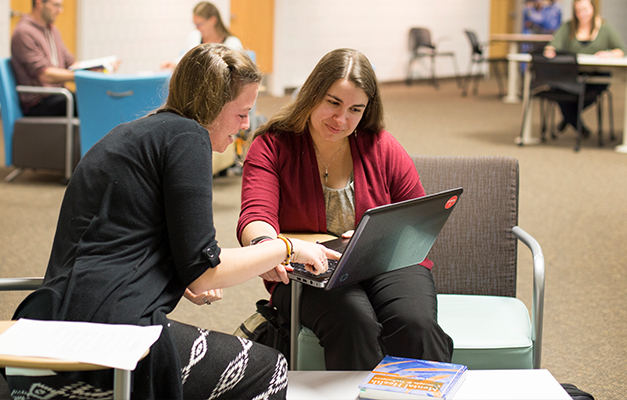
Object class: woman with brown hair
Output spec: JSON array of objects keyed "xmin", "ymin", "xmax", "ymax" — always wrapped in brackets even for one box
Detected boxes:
[
  {"xmin": 161, "ymin": 2, "xmax": 243, "ymax": 69},
  {"xmin": 6, "ymin": 44, "xmax": 336, "ymax": 400},
  {"xmin": 190, "ymin": 1, "xmax": 243, "ymax": 50},
  {"xmin": 238, "ymin": 48, "xmax": 453, "ymax": 370}
]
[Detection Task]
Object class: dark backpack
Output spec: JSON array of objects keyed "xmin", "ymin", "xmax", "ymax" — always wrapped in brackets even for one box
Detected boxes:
[
  {"xmin": 233, "ymin": 299, "xmax": 291, "ymax": 364},
  {"xmin": 561, "ymin": 383, "xmax": 594, "ymax": 400}
]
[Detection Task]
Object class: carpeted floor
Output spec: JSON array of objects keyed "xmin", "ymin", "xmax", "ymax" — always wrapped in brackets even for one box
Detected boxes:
[{"xmin": 1, "ymin": 77, "xmax": 626, "ymax": 399}]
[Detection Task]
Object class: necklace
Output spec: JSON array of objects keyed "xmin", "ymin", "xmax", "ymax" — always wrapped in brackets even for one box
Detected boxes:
[{"xmin": 313, "ymin": 139, "xmax": 348, "ymax": 183}]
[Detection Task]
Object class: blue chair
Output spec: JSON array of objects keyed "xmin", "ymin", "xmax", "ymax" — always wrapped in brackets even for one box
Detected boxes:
[
  {"xmin": 0, "ymin": 57, "xmax": 79, "ymax": 182},
  {"xmin": 74, "ymin": 71, "xmax": 170, "ymax": 157},
  {"xmin": 291, "ymin": 156, "xmax": 544, "ymax": 371}
]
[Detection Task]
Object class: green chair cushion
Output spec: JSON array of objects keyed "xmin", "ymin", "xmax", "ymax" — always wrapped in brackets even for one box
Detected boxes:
[{"xmin": 437, "ymin": 294, "xmax": 533, "ymax": 369}]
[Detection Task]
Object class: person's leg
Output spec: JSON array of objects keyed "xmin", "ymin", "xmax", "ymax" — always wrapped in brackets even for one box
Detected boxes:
[
  {"xmin": 273, "ymin": 282, "xmax": 384, "ymax": 370},
  {"xmin": 24, "ymin": 93, "xmax": 78, "ymax": 117},
  {"xmin": 557, "ymin": 101, "xmax": 578, "ymax": 131},
  {"xmin": 364, "ymin": 265, "xmax": 454, "ymax": 363},
  {"xmin": 584, "ymin": 84, "xmax": 607, "ymax": 109},
  {"xmin": 170, "ymin": 320, "xmax": 287, "ymax": 400},
  {"xmin": 558, "ymin": 84, "xmax": 608, "ymax": 136}
]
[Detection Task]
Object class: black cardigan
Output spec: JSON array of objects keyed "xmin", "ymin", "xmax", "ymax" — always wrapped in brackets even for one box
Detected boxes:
[{"xmin": 13, "ymin": 112, "xmax": 221, "ymax": 399}]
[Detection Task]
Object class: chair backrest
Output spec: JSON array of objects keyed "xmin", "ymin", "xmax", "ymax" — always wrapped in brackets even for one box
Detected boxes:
[
  {"xmin": 0, "ymin": 58, "xmax": 25, "ymax": 167},
  {"xmin": 412, "ymin": 155, "xmax": 519, "ymax": 297},
  {"xmin": 531, "ymin": 53, "xmax": 580, "ymax": 89},
  {"xmin": 464, "ymin": 30, "xmax": 482, "ymax": 56},
  {"xmin": 74, "ymin": 70, "xmax": 170, "ymax": 156},
  {"xmin": 409, "ymin": 27, "xmax": 435, "ymax": 51}
]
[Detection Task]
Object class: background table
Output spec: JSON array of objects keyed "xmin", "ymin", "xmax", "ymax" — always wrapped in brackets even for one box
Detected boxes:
[
  {"xmin": 490, "ymin": 33, "xmax": 554, "ymax": 103},
  {"xmin": 287, "ymin": 369, "xmax": 571, "ymax": 400},
  {"xmin": 509, "ymin": 53, "xmax": 627, "ymax": 152}
]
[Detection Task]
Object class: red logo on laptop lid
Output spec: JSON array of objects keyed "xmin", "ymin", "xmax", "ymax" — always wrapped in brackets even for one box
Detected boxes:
[{"xmin": 445, "ymin": 196, "xmax": 458, "ymax": 209}]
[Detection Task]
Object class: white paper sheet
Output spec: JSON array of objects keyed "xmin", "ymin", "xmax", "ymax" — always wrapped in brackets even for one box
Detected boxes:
[
  {"xmin": 68, "ymin": 55, "xmax": 119, "ymax": 71},
  {"xmin": 0, "ymin": 319, "xmax": 162, "ymax": 371}
]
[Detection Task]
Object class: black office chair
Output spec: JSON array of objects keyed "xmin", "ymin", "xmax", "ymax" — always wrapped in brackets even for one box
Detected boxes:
[
  {"xmin": 462, "ymin": 30, "xmax": 507, "ymax": 97},
  {"xmin": 521, "ymin": 54, "xmax": 615, "ymax": 151},
  {"xmin": 405, "ymin": 27, "xmax": 461, "ymax": 89},
  {"xmin": 520, "ymin": 54, "xmax": 593, "ymax": 152}
]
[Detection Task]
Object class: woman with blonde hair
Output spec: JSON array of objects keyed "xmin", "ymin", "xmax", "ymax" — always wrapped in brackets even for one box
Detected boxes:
[
  {"xmin": 7, "ymin": 44, "xmax": 336, "ymax": 400},
  {"xmin": 238, "ymin": 48, "xmax": 453, "ymax": 370}
]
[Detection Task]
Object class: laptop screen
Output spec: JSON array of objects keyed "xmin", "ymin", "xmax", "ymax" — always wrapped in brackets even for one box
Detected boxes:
[{"xmin": 323, "ymin": 188, "xmax": 463, "ymax": 290}]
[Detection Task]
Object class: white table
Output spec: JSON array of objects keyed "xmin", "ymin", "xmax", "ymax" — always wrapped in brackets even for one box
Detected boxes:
[
  {"xmin": 509, "ymin": 53, "xmax": 627, "ymax": 152},
  {"xmin": 287, "ymin": 370, "xmax": 571, "ymax": 400},
  {"xmin": 489, "ymin": 33, "xmax": 554, "ymax": 103}
]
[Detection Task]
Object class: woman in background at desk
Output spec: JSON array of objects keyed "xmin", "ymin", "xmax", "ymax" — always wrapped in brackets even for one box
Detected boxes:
[
  {"xmin": 188, "ymin": 1, "xmax": 243, "ymax": 50},
  {"xmin": 543, "ymin": 0, "xmax": 625, "ymax": 136},
  {"xmin": 237, "ymin": 48, "xmax": 453, "ymax": 370},
  {"xmin": 161, "ymin": 1, "xmax": 243, "ymax": 69},
  {"xmin": 7, "ymin": 44, "xmax": 335, "ymax": 400}
]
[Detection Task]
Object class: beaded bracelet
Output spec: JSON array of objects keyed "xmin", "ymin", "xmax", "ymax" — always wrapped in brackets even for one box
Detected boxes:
[{"xmin": 276, "ymin": 234, "xmax": 294, "ymax": 266}]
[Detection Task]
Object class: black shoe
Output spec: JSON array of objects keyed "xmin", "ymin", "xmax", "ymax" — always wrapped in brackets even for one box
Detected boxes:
[
  {"xmin": 581, "ymin": 126, "xmax": 590, "ymax": 139},
  {"xmin": 557, "ymin": 119, "xmax": 567, "ymax": 132},
  {"xmin": 577, "ymin": 125, "xmax": 590, "ymax": 139}
]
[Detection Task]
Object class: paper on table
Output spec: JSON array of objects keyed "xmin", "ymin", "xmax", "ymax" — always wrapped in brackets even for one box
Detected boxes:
[{"xmin": 0, "ymin": 319, "xmax": 162, "ymax": 371}]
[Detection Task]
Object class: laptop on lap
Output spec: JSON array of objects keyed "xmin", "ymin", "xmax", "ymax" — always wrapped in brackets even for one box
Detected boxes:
[{"xmin": 288, "ymin": 187, "xmax": 463, "ymax": 290}]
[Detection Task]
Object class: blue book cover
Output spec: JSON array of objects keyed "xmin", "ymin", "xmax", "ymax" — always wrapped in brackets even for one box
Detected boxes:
[{"xmin": 358, "ymin": 356, "xmax": 467, "ymax": 399}]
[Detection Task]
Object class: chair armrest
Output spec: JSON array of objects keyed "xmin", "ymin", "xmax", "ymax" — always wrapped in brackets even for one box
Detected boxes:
[
  {"xmin": 16, "ymin": 85, "xmax": 72, "ymax": 96},
  {"xmin": 16, "ymin": 86, "xmax": 74, "ymax": 120},
  {"xmin": 0, "ymin": 277, "xmax": 44, "ymax": 291},
  {"xmin": 283, "ymin": 232, "xmax": 337, "ymax": 243},
  {"xmin": 512, "ymin": 226, "xmax": 544, "ymax": 369}
]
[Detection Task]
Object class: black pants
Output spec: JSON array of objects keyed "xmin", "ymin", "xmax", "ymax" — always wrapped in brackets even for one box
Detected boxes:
[
  {"xmin": 24, "ymin": 93, "xmax": 78, "ymax": 117},
  {"xmin": 558, "ymin": 83, "xmax": 608, "ymax": 130},
  {"xmin": 273, "ymin": 265, "xmax": 453, "ymax": 370}
]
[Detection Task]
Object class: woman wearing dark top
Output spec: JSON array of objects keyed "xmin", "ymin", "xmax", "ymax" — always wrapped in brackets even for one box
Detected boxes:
[{"xmin": 5, "ymin": 44, "xmax": 337, "ymax": 400}]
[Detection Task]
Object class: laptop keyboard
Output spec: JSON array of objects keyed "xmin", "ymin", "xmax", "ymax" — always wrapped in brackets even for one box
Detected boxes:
[{"xmin": 291, "ymin": 259, "xmax": 338, "ymax": 277}]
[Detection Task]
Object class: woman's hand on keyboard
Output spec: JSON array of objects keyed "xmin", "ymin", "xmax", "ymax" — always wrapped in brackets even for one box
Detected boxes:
[
  {"xmin": 259, "ymin": 239, "xmax": 341, "ymax": 283},
  {"xmin": 292, "ymin": 239, "xmax": 341, "ymax": 276}
]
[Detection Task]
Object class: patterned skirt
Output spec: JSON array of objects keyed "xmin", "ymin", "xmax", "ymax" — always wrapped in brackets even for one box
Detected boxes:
[{"xmin": 5, "ymin": 320, "xmax": 288, "ymax": 400}]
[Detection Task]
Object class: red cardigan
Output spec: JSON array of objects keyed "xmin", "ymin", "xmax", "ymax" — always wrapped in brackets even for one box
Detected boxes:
[{"xmin": 237, "ymin": 129, "xmax": 432, "ymax": 292}]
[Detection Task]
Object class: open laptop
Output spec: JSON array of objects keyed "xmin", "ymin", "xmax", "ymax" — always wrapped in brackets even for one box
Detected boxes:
[{"xmin": 288, "ymin": 187, "xmax": 463, "ymax": 290}]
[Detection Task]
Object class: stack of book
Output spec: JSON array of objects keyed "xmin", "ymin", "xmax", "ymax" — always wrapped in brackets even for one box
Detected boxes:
[{"xmin": 358, "ymin": 356, "xmax": 467, "ymax": 399}]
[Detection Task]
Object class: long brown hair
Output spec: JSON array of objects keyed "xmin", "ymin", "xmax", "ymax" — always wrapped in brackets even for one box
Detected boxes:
[
  {"xmin": 157, "ymin": 43, "xmax": 261, "ymax": 127},
  {"xmin": 569, "ymin": 0, "xmax": 599, "ymax": 41},
  {"xmin": 193, "ymin": 2, "xmax": 232, "ymax": 39},
  {"xmin": 254, "ymin": 48, "xmax": 384, "ymax": 138}
]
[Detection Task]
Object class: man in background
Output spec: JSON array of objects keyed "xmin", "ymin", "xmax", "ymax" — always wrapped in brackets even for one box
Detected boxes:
[{"xmin": 11, "ymin": 0, "xmax": 77, "ymax": 116}]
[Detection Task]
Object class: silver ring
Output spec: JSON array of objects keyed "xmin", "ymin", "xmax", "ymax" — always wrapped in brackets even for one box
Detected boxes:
[{"xmin": 203, "ymin": 297, "xmax": 211, "ymax": 305}]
